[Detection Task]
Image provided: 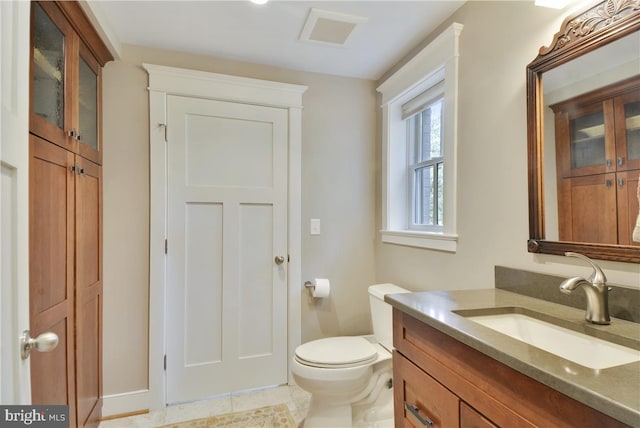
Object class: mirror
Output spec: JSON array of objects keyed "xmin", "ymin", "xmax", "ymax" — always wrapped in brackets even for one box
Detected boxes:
[{"xmin": 527, "ymin": 0, "xmax": 640, "ymax": 263}]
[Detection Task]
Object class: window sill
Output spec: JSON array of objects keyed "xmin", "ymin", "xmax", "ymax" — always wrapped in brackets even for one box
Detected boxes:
[{"xmin": 381, "ymin": 230, "xmax": 458, "ymax": 252}]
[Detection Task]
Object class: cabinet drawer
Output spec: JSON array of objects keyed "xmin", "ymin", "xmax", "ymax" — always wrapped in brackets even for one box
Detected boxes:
[
  {"xmin": 460, "ymin": 402, "xmax": 498, "ymax": 428},
  {"xmin": 394, "ymin": 350, "xmax": 459, "ymax": 427}
]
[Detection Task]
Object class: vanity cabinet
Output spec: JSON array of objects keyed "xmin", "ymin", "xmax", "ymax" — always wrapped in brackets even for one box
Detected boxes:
[
  {"xmin": 552, "ymin": 76, "xmax": 640, "ymax": 246},
  {"xmin": 392, "ymin": 309, "xmax": 628, "ymax": 428},
  {"xmin": 29, "ymin": 2, "xmax": 112, "ymax": 427}
]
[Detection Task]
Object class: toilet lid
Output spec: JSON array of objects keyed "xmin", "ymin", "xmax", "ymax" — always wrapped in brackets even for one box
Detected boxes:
[{"xmin": 295, "ymin": 337, "xmax": 378, "ymax": 368}]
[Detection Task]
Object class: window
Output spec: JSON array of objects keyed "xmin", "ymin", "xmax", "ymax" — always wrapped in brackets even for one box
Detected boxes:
[
  {"xmin": 377, "ymin": 23, "xmax": 462, "ymax": 251},
  {"xmin": 406, "ymin": 85, "xmax": 444, "ymax": 231}
]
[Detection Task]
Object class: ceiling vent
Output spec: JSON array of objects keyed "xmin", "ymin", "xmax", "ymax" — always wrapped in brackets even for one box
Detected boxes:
[{"xmin": 299, "ymin": 8, "xmax": 368, "ymax": 46}]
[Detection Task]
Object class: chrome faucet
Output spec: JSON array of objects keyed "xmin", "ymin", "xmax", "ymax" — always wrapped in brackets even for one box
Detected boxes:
[{"xmin": 559, "ymin": 252, "xmax": 611, "ymax": 325}]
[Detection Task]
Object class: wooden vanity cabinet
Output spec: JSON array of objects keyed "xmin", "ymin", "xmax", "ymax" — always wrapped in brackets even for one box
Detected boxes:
[
  {"xmin": 552, "ymin": 76, "xmax": 640, "ymax": 246},
  {"xmin": 392, "ymin": 309, "xmax": 628, "ymax": 428},
  {"xmin": 29, "ymin": 2, "xmax": 112, "ymax": 427}
]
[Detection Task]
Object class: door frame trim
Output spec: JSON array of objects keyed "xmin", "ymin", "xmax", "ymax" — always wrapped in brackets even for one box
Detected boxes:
[{"xmin": 144, "ymin": 63, "xmax": 307, "ymax": 409}]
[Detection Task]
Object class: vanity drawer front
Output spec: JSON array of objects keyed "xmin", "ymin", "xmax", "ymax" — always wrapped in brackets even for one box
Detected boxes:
[
  {"xmin": 393, "ymin": 350, "xmax": 460, "ymax": 427},
  {"xmin": 460, "ymin": 402, "xmax": 498, "ymax": 428}
]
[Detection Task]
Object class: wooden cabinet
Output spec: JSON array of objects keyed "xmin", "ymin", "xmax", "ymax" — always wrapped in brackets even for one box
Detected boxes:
[
  {"xmin": 393, "ymin": 309, "xmax": 628, "ymax": 428},
  {"xmin": 29, "ymin": 2, "xmax": 111, "ymax": 427},
  {"xmin": 30, "ymin": 1, "xmax": 107, "ymax": 165},
  {"xmin": 29, "ymin": 135, "xmax": 77, "ymax": 426},
  {"xmin": 552, "ymin": 76, "xmax": 640, "ymax": 246}
]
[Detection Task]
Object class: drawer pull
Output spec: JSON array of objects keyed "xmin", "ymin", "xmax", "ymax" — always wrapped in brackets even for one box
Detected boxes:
[{"xmin": 405, "ymin": 402, "xmax": 434, "ymax": 427}]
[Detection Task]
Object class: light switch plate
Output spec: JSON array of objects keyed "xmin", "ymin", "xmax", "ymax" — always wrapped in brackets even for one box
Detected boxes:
[{"xmin": 310, "ymin": 218, "xmax": 321, "ymax": 235}]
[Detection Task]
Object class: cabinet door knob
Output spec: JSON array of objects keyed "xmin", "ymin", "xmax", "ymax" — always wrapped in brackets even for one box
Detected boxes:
[
  {"xmin": 606, "ymin": 159, "xmax": 612, "ymax": 167},
  {"xmin": 617, "ymin": 157, "xmax": 624, "ymax": 166},
  {"xmin": 618, "ymin": 178, "xmax": 624, "ymax": 187},
  {"xmin": 606, "ymin": 179, "xmax": 612, "ymax": 187}
]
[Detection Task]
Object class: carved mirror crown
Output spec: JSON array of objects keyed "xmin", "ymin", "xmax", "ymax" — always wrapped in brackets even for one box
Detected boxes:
[{"xmin": 527, "ymin": 0, "xmax": 640, "ymax": 262}]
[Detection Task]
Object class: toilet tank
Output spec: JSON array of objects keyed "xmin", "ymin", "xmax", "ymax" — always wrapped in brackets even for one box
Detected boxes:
[{"xmin": 368, "ymin": 283, "xmax": 410, "ymax": 351}]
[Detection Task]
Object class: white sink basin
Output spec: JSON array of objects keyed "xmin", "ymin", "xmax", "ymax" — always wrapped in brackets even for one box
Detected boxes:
[{"xmin": 468, "ymin": 313, "xmax": 640, "ymax": 369}]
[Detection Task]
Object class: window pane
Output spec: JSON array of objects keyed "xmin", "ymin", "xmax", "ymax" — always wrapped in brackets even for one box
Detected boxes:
[
  {"xmin": 419, "ymin": 98, "xmax": 443, "ymax": 162},
  {"xmin": 414, "ymin": 166, "xmax": 434, "ymax": 226},
  {"xmin": 407, "ymin": 95, "xmax": 445, "ymax": 230},
  {"xmin": 437, "ymin": 162, "xmax": 444, "ymax": 226}
]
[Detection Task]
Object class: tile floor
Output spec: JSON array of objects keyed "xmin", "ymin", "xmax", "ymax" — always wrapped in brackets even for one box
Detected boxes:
[{"xmin": 98, "ymin": 385, "xmax": 311, "ymax": 427}]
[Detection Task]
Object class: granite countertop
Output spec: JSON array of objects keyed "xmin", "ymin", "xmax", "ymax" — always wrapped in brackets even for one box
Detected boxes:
[{"xmin": 385, "ymin": 289, "xmax": 640, "ymax": 426}]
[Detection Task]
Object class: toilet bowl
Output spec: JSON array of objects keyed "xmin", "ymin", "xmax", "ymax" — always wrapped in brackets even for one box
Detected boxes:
[{"xmin": 291, "ymin": 283, "xmax": 410, "ymax": 428}]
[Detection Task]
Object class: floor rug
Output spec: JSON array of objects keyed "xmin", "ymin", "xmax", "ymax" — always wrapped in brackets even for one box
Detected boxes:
[{"xmin": 157, "ymin": 403, "xmax": 296, "ymax": 428}]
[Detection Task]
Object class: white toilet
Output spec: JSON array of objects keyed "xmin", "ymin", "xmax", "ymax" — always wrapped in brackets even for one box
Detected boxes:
[{"xmin": 292, "ymin": 283, "xmax": 410, "ymax": 428}]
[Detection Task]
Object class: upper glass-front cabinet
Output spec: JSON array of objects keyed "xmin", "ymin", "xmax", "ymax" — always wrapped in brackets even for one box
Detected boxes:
[
  {"xmin": 78, "ymin": 44, "xmax": 100, "ymax": 161},
  {"xmin": 552, "ymin": 77, "xmax": 640, "ymax": 179},
  {"xmin": 30, "ymin": 1, "xmax": 105, "ymax": 164},
  {"xmin": 615, "ymin": 89, "xmax": 640, "ymax": 171},
  {"xmin": 30, "ymin": 2, "xmax": 75, "ymax": 152}
]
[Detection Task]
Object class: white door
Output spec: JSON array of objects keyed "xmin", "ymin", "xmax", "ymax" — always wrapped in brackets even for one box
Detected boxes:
[
  {"xmin": 166, "ymin": 95, "xmax": 289, "ymax": 403},
  {"xmin": 1, "ymin": 0, "xmax": 32, "ymax": 403}
]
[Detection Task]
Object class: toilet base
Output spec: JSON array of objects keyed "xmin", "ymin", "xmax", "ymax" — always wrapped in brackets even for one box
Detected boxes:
[
  {"xmin": 353, "ymin": 384, "xmax": 394, "ymax": 428},
  {"xmin": 301, "ymin": 372, "xmax": 394, "ymax": 428},
  {"xmin": 303, "ymin": 397, "xmax": 352, "ymax": 428}
]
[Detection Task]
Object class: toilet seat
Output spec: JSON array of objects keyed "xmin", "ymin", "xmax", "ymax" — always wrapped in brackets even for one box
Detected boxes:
[{"xmin": 295, "ymin": 336, "xmax": 378, "ymax": 368}]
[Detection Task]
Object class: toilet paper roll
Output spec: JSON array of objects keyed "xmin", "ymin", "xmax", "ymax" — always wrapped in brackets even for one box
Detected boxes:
[{"xmin": 312, "ymin": 278, "xmax": 331, "ymax": 298}]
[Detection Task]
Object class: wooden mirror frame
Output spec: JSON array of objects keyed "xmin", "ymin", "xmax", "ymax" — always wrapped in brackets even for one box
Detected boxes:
[{"xmin": 527, "ymin": 0, "xmax": 640, "ymax": 263}]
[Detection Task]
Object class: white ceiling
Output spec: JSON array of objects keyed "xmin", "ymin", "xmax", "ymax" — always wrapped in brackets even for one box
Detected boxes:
[{"xmin": 93, "ymin": 1, "xmax": 465, "ymax": 80}]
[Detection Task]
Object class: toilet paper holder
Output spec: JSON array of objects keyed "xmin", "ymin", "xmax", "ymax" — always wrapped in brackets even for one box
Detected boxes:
[
  {"xmin": 304, "ymin": 278, "xmax": 331, "ymax": 298},
  {"xmin": 304, "ymin": 281, "xmax": 315, "ymax": 292}
]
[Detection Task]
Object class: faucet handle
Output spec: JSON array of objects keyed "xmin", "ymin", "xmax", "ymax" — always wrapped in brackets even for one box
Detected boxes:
[{"xmin": 564, "ymin": 252, "xmax": 607, "ymax": 286}]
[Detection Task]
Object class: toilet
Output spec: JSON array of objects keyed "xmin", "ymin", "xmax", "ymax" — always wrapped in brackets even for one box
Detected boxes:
[{"xmin": 291, "ymin": 283, "xmax": 410, "ymax": 427}]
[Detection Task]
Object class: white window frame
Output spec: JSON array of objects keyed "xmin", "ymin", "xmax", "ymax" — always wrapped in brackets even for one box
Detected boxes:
[{"xmin": 377, "ymin": 23, "xmax": 462, "ymax": 252}]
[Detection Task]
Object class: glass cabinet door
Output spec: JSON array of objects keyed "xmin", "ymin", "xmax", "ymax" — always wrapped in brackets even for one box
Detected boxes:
[
  {"xmin": 30, "ymin": 2, "xmax": 75, "ymax": 150},
  {"xmin": 615, "ymin": 88, "xmax": 640, "ymax": 171},
  {"xmin": 567, "ymin": 100, "xmax": 614, "ymax": 176},
  {"xmin": 77, "ymin": 43, "xmax": 101, "ymax": 164},
  {"xmin": 570, "ymin": 110, "xmax": 605, "ymax": 169}
]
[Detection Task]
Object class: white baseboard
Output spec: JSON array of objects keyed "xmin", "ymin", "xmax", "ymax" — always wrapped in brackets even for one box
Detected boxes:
[{"xmin": 102, "ymin": 389, "xmax": 152, "ymax": 418}]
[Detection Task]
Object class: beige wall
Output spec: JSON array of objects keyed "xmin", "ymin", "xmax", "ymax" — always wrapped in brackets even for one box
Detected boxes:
[
  {"xmin": 375, "ymin": 1, "xmax": 640, "ymax": 293},
  {"xmin": 102, "ymin": 0, "xmax": 640, "ymax": 404},
  {"xmin": 102, "ymin": 45, "xmax": 378, "ymax": 396}
]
